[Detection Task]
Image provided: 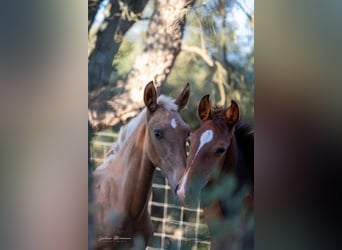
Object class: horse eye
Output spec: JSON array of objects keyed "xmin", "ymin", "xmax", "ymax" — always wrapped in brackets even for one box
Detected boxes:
[
  {"xmin": 186, "ymin": 139, "xmax": 191, "ymax": 148},
  {"xmin": 153, "ymin": 129, "xmax": 163, "ymax": 139},
  {"xmin": 185, "ymin": 140, "xmax": 190, "ymax": 156},
  {"xmin": 215, "ymin": 148, "xmax": 226, "ymax": 155}
]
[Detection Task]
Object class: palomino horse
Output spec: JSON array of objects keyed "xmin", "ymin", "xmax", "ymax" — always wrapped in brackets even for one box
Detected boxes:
[
  {"xmin": 176, "ymin": 95, "xmax": 253, "ymax": 250},
  {"xmin": 92, "ymin": 81, "xmax": 191, "ymax": 249}
]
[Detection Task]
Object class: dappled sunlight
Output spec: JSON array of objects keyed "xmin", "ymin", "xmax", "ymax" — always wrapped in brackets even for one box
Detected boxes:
[{"xmin": 89, "ymin": 0, "xmax": 253, "ymax": 249}]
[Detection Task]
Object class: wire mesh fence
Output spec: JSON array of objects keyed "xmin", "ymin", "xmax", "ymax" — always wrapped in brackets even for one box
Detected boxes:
[{"xmin": 90, "ymin": 131, "xmax": 211, "ymax": 250}]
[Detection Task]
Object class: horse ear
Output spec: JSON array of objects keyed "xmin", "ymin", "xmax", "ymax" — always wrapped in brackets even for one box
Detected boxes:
[
  {"xmin": 144, "ymin": 81, "xmax": 158, "ymax": 112},
  {"xmin": 198, "ymin": 95, "xmax": 211, "ymax": 121},
  {"xmin": 225, "ymin": 100, "xmax": 239, "ymax": 126},
  {"xmin": 175, "ymin": 83, "xmax": 190, "ymax": 111}
]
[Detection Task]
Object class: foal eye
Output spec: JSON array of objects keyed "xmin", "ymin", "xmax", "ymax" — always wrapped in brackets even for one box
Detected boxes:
[
  {"xmin": 185, "ymin": 140, "xmax": 190, "ymax": 156},
  {"xmin": 153, "ymin": 129, "xmax": 163, "ymax": 139},
  {"xmin": 215, "ymin": 148, "xmax": 226, "ymax": 155}
]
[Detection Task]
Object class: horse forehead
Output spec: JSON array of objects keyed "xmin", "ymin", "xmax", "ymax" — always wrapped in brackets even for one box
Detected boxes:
[
  {"xmin": 151, "ymin": 110, "xmax": 186, "ymax": 128},
  {"xmin": 165, "ymin": 110, "xmax": 186, "ymax": 127},
  {"xmin": 199, "ymin": 129, "xmax": 214, "ymax": 145},
  {"xmin": 170, "ymin": 118, "xmax": 177, "ymax": 128},
  {"xmin": 200, "ymin": 120, "xmax": 226, "ymax": 135},
  {"xmin": 195, "ymin": 122, "xmax": 215, "ymax": 136},
  {"xmin": 193, "ymin": 124, "xmax": 223, "ymax": 145},
  {"xmin": 191, "ymin": 129, "xmax": 215, "ymax": 155}
]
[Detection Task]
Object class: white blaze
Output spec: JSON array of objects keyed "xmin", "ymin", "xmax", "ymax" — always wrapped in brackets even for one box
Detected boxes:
[
  {"xmin": 171, "ymin": 118, "xmax": 177, "ymax": 128},
  {"xmin": 177, "ymin": 130, "xmax": 214, "ymax": 200},
  {"xmin": 177, "ymin": 172, "xmax": 188, "ymax": 200},
  {"xmin": 194, "ymin": 129, "xmax": 213, "ymax": 158}
]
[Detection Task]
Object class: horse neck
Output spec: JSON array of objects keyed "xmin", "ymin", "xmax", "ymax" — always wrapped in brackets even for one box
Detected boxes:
[
  {"xmin": 219, "ymin": 128, "xmax": 254, "ymax": 215},
  {"xmin": 119, "ymin": 122, "xmax": 155, "ymax": 219},
  {"xmin": 224, "ymin": 129, "xmax": 253, "ymax": 183}
]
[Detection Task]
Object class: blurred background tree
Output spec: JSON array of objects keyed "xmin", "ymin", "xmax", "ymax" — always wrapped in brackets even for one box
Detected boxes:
[
  {"xmin": 88, "ymin": 0, "xmax": 148, "ymax": 91},
  {"xmin": 88, "ymin": 1, "xmax": 254, "ymax": 249},
  {"xmin": 88, "ymin": 0, "xmax": 253, "ymax": 130}
]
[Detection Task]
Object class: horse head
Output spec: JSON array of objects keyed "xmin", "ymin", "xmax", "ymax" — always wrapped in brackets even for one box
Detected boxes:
[
  {"xmin": 176, "ymin": 95, "xmax": 240, "ymax": 206},
  {"xmin": 144, "ymin": 81, "xmax": 191, "ymax": 193}
]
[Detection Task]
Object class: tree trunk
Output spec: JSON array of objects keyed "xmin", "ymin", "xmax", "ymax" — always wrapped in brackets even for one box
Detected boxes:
[
  {"xmin": 89, "ymin": 0, "xmax": 194, "ymax": 128},
  {"xmin": 88, "ymin": 0, "xmax": 101, "ymax": 31},
  {"xmin": 88, "ymin": 0, "xmax": 148, "ymax": 91}
]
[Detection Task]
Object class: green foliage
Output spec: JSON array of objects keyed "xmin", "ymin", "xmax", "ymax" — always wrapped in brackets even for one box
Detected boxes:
[
  {"xmin": 201, "ymin": 174, "xmax": 254, "ymax": 248},
  {"xmin": 89, "ymin": 0, "xmax": 253, "ymax": 130},
  {"xmin": 89, "ymin": 0, "xmax": 254, "ymax": 248},
  {"xmin": 166, "ymin": 52, "xmax": 213, "ymax": 129},
  {"xmin": 110, "ymin": 35, "xmax": 144, "ymax": 84},
  {"xmin": 166, "ymin": 1, "xmax": 254, "ymax": 128}
]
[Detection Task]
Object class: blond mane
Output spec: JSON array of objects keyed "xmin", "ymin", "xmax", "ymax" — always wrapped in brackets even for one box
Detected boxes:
[{"xmin": 96, "ymin": 95, "xmax": 178, "ymax": 170}]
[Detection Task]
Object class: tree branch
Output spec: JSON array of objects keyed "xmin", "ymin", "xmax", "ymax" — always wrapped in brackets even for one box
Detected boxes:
[
  {"xmin": 88, "ymin": 0, "xmax": 195, "ymax": 129},
  {"xmin": 235, "ymin": 0, "xmax": 253, "ymax": 23},
  {"xmin": 88, "ymin": 0, "xmax": 101, "ymax": 31},
  {"xmin": 181, "ymin": 44, "xmax": 214, "ymax": 67},
  {"xmin": 88, "ymin": 0, "xmax": 148, "ymax": 91}
]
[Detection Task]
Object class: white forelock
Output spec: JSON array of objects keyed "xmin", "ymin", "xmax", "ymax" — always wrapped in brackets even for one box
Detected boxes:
[{"xmin": 157, "ymin": 95, "xmax": 178, "ymax": 111}]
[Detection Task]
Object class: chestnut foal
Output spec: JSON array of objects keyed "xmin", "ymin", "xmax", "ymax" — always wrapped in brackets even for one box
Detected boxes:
[
  {"xmin": 92, "ymin": 82, "xmax": 190, "ymax": 249},
  {"xmin": 177, "ymin": 95, "xmax": 253, "ymax": 250}
]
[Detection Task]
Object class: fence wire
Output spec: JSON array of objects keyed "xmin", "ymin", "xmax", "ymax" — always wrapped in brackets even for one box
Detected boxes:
[{"xmin": 90, "ymin": 132, "xmax": 211, "ymax": 250}]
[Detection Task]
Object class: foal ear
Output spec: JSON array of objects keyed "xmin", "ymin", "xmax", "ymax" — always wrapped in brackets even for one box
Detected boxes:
[
  {"xmin": 225, "ymin": 100, "xmax": 239, "ymax": 126},
  {"xmin": 144, "ymin": 81, "xmax": 158, "ymax": 112},
  {"xmin": 175, "ymin": 83, "xmax": 190, "ymax": 111},
  {"xmin": 198, "ymin": 95, "xmax": 211, "ymax": 121}
]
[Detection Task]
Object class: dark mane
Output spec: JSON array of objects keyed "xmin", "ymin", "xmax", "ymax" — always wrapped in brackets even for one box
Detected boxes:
[{"xmin": 235, "ymin": 122, "xmax": 254, "ymax": 186}]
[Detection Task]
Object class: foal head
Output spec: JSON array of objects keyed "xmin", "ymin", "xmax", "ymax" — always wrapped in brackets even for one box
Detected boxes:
[
  {"xmin": 143, "ymin": 81, "xmax": 191, "ymax": 192},
  {"xmin": 176, "ymin": 95, "xmax": 240, "ymax": 205}
]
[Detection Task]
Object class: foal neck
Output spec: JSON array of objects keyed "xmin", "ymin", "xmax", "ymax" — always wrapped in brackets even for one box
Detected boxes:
[{"xmin": 119, "ymin": 122, "xmax": 155, "ymax": 219}]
